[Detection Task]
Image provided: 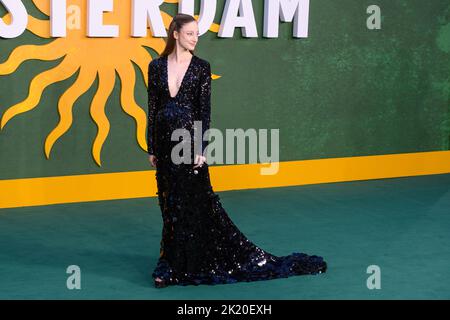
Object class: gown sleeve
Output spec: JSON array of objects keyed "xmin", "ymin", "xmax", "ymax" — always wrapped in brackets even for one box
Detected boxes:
[
  {"xmin": 147, "ymin": 60, "xmax": 160, "ymax": 155},
  {"xmin": 196, "ymin": 61, "xmax": 212, "ymax": 155}
]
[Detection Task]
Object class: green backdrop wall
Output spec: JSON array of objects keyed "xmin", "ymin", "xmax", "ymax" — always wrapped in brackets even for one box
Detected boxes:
[{"xmin": 1, "ymin": 0, "xmax": 449, "ymax": 180}]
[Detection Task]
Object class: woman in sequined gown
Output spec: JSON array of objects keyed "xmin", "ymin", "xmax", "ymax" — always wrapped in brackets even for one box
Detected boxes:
[{"xmin": 147, "ymin": 14, "xmax": 327, "ymax": 288}]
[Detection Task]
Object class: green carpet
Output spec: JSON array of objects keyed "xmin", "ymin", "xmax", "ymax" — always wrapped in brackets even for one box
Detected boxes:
[{"xmin": 0, "ymin": 173, "xmax": 449, "ymax": 299}]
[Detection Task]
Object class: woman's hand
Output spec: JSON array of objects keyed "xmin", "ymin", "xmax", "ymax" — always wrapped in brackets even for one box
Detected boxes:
[
  {"xmin": 149, "ymin": 154, "xmax": 157, "ymax": 167},
  {"xmin": 193, "ymin": 154, "xmax": 206, "ymax": 169}
]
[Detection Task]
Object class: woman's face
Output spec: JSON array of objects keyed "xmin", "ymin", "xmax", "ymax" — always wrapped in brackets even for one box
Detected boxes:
[{"xmin": 174, "ymin": 21, "xmax": 199, "ymax": 51}]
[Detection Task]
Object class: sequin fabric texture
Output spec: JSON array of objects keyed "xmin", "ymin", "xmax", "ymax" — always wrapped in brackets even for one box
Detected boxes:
[{"xmin": 147, "ymin": 55, "xmax": 327, "ymax": 287}]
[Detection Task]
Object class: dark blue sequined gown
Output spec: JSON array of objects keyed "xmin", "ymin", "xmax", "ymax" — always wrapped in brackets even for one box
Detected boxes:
[{"xmin": 147, "ymin": 54, "xmax": 327, "ymax": 287}]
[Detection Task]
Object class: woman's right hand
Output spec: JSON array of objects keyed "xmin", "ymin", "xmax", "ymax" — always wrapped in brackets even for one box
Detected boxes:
[{"xmin": 149, "ymin": 155, "xmax": 157, "ymax": 167}]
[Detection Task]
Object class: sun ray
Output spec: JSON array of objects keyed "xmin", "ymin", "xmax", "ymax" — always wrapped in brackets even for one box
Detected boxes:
[
  {"xmin": 1, "ymin": 57, "xmax": 78, "ymax": 130},
  {"xmin": 209, "ymin": 21, "xmax": 220, "ymax": 33},
  {"xmin": 115, "ymin": 60, "xmax": 148, "ymax": 152},
  {"xmin": 31, "ymin": 0, "xmax": 50, "ymax": 17},
  {"xmin": 130, "ymin": 46, "xmax": 156, "ymax": 88},
  {"xmin": 26, "ymin": 15, "xmax": 51, "ymax": 38},
  {"xmin": 91, "ymin": 67, "xmax": 116, "ymax": 166},
  {"xmin": 44, "ymin": 65, "xmax": 97, "ymax": 159},
  {"xmin": 140, "ymin": 37, "xmax": 166, "ymax": 55},
  {"xmin": 0, "ymin": 40, "xmax": 67, "ymax": 75},
  {"xmin": 1, "ymin": 13, "xmax": 50, "ymax": 38}
]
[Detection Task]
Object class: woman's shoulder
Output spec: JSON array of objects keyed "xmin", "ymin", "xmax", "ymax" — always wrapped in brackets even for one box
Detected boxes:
[
  {"xmin": 194, "ymin": 55, "xmax": 210, "ymax": 67},
  {"xmin": 193, "ymin": 55, "xmax": 211, "ymax": 72},
  {"xmin": 149, "ymin": 56, "xmax": 164, "ymax": 70}
]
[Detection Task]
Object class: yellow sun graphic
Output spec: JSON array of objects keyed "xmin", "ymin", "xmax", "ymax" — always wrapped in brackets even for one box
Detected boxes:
[{"xmin": 0, "ymin": 0, "xmax": 220, "ymax": 166}]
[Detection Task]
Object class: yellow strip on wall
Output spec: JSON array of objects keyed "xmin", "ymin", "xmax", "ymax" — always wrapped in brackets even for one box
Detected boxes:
[{"xmin": 1, "ymin": 150, "xmax": 450, "ymax": 209}]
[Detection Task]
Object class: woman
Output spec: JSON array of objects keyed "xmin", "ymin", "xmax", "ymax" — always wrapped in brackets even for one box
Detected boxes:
[{"xmin": 147, "ymin": 13, "xmax": 327, "ymax": 288}]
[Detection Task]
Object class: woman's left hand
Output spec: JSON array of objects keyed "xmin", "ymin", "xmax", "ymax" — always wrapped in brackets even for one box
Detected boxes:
[{"xmin": 193, "ymin": 154, "xmax": 206, "ymax": 169}]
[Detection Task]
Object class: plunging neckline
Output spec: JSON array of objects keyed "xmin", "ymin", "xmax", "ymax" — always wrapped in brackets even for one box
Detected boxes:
[{"xmin": 165, "ymin": 54, "xmax": 195, "ymax": 99}]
